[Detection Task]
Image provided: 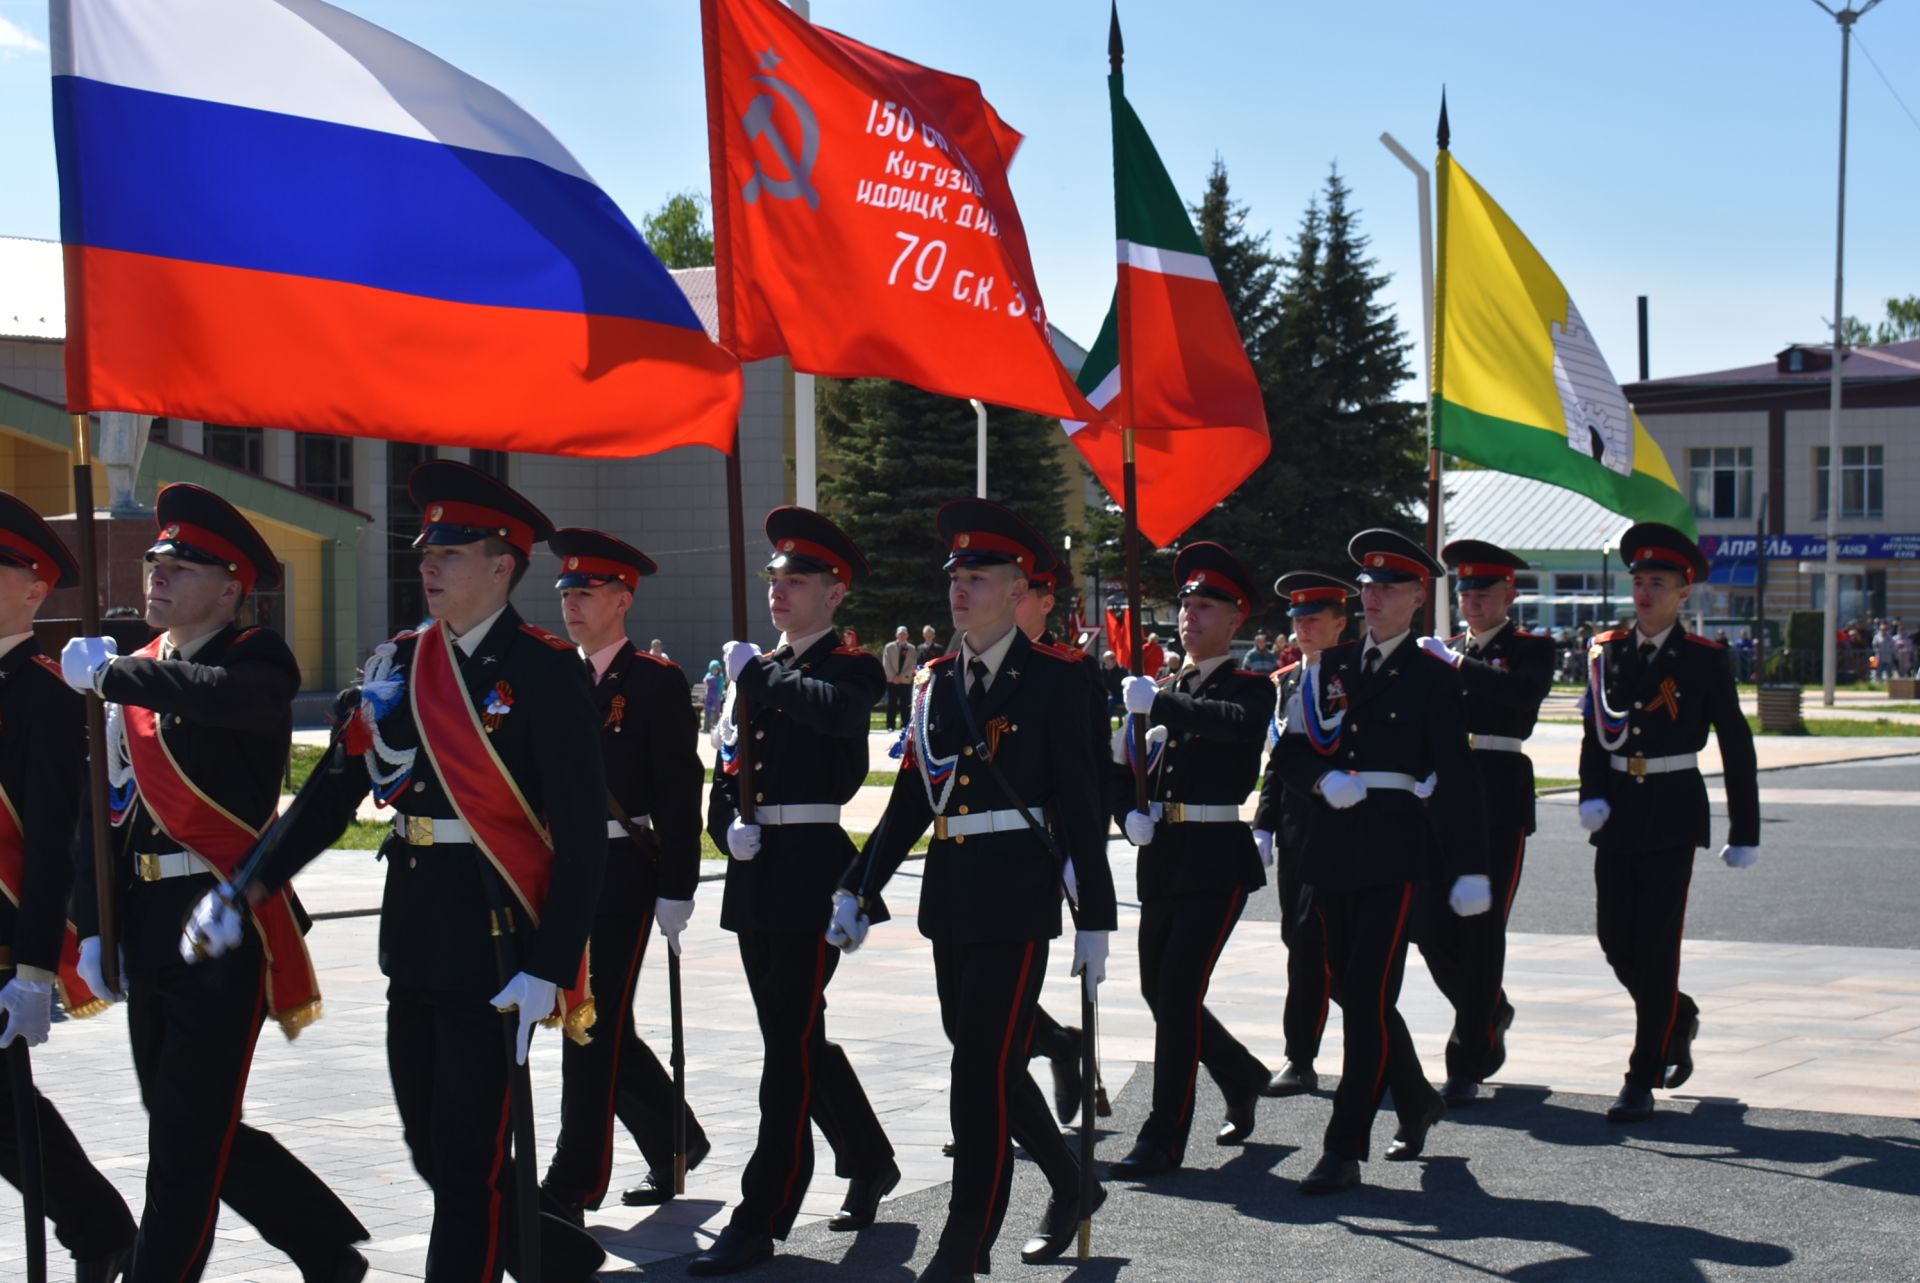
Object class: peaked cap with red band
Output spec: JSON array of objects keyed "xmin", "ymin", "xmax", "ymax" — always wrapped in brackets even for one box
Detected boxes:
[
  {"xmin": 765, "ymin": 506, "xmax": 869, "ymax": 586},
  {"xmin": 1619, "ymin": 522, "xmax": 1708, "ymax": 584},
  {"xmin": 937, "ymin": 499, "xmax": 1046, "ymax": 578},
  {"xmin": 149, "ymin": 483, "xmax": 281, "ymax": 592},
  {"xmin": 1174, "ymin": 541, "xmax": 1258, "ymax": 615},
  {"xmin": 549, "ymin": 528, "xmax": 658, "ymax": 591},
  {"xmin": 409, "ymin": 460, "xmax": 555, "ymax": 557},
  {"xmin": 1441, "ymin": 538, "xmax": 1529, "ymax": 590},
  {"xmin": 1350, "ymin": 528, "xmax": 1444, "ymax": 585},
  {"xmin": 0, "ymin": 489, "xmax": 78, "ymax": 590},
  {"xmin": 1273, "ymin": 570, "xmax": 1356, "ymax": 618}
]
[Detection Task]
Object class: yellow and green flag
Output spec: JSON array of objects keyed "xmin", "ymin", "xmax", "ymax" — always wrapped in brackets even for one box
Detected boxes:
[{"xmin": 1434, "ymin": 153, "xmax": 1695, "ymax": 537}]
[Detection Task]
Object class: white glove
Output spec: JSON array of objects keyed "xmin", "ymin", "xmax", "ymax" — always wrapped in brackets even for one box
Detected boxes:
[
  {"xmin": 726, "ymin": 817, "xmax": 762, "ymax": 860},
  {"xmin": 1108, "ymin": 722, "xmax": 1130, "ymax": 765},
  {"xmin": 1720, "ymin": 844, "xmax": 1759, "ymax": 870},
  {"xmin": 722, "ymin": 639, "xmax": 761, "ymax": 682},
  {"xmin": 1253, "ymin": 829, "xmax": 1275, "ymax": 868},
  {"xmin": 1449, "ymin": 874, "xmax": 1492, "ymax": 917},
  {"xmin": 1319, "ymin": 771, "xmax": 1368, "ymax": 810},
  {"xmin": 1417, "ymin": 635, "xmax": 1462, "ymax": 667},
  {"xmin": 824, "ymin": 889, "xmax": 870, "ymax": 954},
  {"xmin": 654, "ymin": 897, "xmax": 694, "ymax": 956},
  {"xmin": 60, "ymin": 635, "xmax": 117, "ymax": 694},
  {"xmin": 180, "ymin": 886, "xmax": 247, "ymax": 964},
  {"xmin": 1121, "ymin": 675, "xmax": 1158, "ymax": 716},
  {"xmin": 76, "ymin": 936, "xmax": 124, "ymax": 1003},
  {"xmin": 1414, "ymin": 772, "xmax": 1438, "ymax": 800},
  {"xmin": 1062, "ymin": 858, "xmax": 1080, "ymax": 904},
  {"xmin": 1072, "ymin": 929, "xmax": 1109, "ymax": 994},
  {"xmin": 0, "ymin": 978, "xmax": 53, "ymax": 1049},
  {"xmin": 1578, "ymin": 799, "xmax": 1611, "ymax": 832},
  {"xmin": 490, "ymin": 971, "xmax": 558, "ymax": 1066},
  {"xmin": 1123, "ymin": 809, "xmax": 1156, "ymax": 847}
]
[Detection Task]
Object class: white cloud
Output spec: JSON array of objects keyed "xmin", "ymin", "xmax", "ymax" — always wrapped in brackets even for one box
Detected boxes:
[{"xmin": 0, "ymin": 15, "xmax": 48, "ymax": 56}]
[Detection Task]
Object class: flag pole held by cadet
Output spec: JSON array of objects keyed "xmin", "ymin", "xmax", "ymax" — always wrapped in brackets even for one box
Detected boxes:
[
  {"xmin": 6, "ymin": 1034, "xmax": 47, "ymax": 1283},
  {"xmin": 67, "ymin": 415, "xmax": 121, "ymax": 994}
]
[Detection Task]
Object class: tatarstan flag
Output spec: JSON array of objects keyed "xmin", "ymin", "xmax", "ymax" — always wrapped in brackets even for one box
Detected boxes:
[
  {"xmin": 1061, "ymin": 46, "xmax": 1269, "ymax": 548},
  {"xmin": 1435, "ymin": 151, "xmax": 1695, "ymax": 535}
]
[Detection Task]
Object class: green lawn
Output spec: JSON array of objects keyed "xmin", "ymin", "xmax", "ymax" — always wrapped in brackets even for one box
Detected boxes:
[
  {"xmin": 1748, "ymin": 715, "xmax": 1920, "ymax": 738},
  {"xmin": 1535, "ymin": 777, "xmax": 1578, "ymax": 792},
  {"xmin": 701, "ymin": 829, "xmax": 929, "ymax": 861},
  {"xmin": 332, "ymin": 819, "xmax": 393, "ymax": 850},
  {"xmin": 287, "ymin": 742, "xmax": 327, "ymax": 791}
]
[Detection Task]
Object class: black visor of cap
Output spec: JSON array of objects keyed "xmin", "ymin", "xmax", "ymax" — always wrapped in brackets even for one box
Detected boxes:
[
  {"xmin": 145, "ymin": 537, "xmax": 232, "ymax": 569},
  {"xmin": 764, "ymin": 550, "xmax": 837, "ymax": 577}
]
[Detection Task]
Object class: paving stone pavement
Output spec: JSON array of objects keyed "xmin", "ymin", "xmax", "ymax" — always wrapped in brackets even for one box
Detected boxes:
[{"xmin": 5, "ymin": 828, "xmax": 1918, "ymax": 1280}]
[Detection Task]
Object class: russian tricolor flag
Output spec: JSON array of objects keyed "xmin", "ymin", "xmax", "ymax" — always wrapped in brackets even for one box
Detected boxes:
[{"xmin": 52, "ymin": 0, "xmax": 742, "ymax": 458}]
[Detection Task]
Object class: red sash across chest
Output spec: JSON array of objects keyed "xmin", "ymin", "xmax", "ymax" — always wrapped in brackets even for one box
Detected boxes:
[
  {"xmin": 0, "ymin": 783, "xmax": 107, "ymax": 1017},
  {"xmin": 409, "ymin": 622, "xmax": 593, "ymax": 1043},
  {"xmin": 121, "ymin": 635, "xmax": 322, "ymax": 1037}
]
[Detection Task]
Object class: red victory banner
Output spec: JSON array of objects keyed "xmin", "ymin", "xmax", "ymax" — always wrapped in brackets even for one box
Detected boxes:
[{"xmin": 702, "ymin": 0, "xmax": 1101, "ymax": 421}]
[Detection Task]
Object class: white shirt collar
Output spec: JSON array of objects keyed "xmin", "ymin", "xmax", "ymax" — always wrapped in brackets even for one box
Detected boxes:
[
  {"xmin": 1364, "ymin": 628, "xmax": 1412, "ymax": 663},
  {"xmin": 0, "ymin": 631, "xmax": 34, "ymax": 662},
  {"xmin": 1181, "ymin": 652, "xmax": 1234, "ymax": 686},
  {"xmin": 166, "ymin": 624, "xmax": 228, "ymax": 661},
  {"xmin": 961, "ymin": 625, "xmax": 1020, "ymax": 688},
  {"xmin": 1634, "ymin": 622, "xmax": 1675, "ymax": 653},
  {"xmin": 451, "ymin": 605, "xmax": 509, "ymax": 657},
  {"xmin": 582, "ymin": 636, "xmax": 626, "ymax": 681},
  {"xmin": 778, "ymin": 626, "xmax": 836, "ymax": 664},
  {"xmin": 1467, "ymin": 618, "xmax": 1510, "ymax": 651}
]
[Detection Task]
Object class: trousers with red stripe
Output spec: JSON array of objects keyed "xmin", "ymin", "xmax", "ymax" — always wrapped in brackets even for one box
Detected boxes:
[
  {"xmin": 126, "ymin": 932, "xmax": 365, "ymax": 1283},
  {"xmin": 1135, "ymin": 889, "xmax": 1270, "ymax": 1160},
  {"xmin": 727, "ymin": 929, "xmax": 893, "ymax": 1240},
  {"xmin": 1594, "ymin": 843, "xmax": 1698, "ymax": 1089},
  {"xmin": 545, "ymin": 906, "xmax": 707, "ymax": 1207},
  {"xmin": 1276, "ymin": 855, "xmax": 1331, "ymax": 1066},
  {"xmin": 929, "ymin": 937, "xmax": 1053, "ymax": 1266},
  {"xmin": 1416, "ymin": 824, "xmax": 1528, "ymax": 1083},
  {"xmin": 1316, "ymin": 883, "xmax": 1442, "ymax": 1161}
]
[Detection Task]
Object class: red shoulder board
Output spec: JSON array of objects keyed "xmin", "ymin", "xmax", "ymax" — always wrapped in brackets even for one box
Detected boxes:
[
  {"xmin": 634, "ymin": 650, "xmax": 681, "ymax": 670},
  {"xmin": 1684, "ymin": 633, "xmax": 1726, "ymax": 651},
  {"xmin": 1030, "ymin": 640, "xmax": 1083, "ymax": 662},
  {"xmin": 232, "ymin": 627, "xmax": 263, "ymax": 645},
  {"xmin": 833, "ymin": 644, "xmax": 868, "ymax": 657},
  {"xmin": 925, "ymin": 652, "xmax": 957, "ymax": 667},
  {"xmin": 519, "ymin": 623, "xmax": 574, "ymax": 651},
  {"xmin": 31, "ymin": 654, "xmax": 62, "ymax": 680},
  {"xmin": 1273, "ymin": 662, "xmax": 1300, "ymax": 682},
  {"xmin": 1233, "ymin": 669, "xmax": 1263, "ymax": 679},
  {"xmin": 1593, "ymin": 629, "xmax": 1629, "ymax": 644}
]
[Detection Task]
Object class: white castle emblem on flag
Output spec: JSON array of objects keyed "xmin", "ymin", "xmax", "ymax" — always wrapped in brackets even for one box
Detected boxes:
[{"xmin": 1551, "ymin": 299, "xmax": 1633, "ymax": 478}]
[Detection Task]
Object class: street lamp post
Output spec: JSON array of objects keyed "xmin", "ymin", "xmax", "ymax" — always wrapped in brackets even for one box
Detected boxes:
[{"xmin": 1810, "ymin": 0, "xmax": 1879, "ymax": 706}]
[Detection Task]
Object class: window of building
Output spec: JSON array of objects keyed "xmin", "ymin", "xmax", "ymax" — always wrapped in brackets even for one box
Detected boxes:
[
  {"xmin": 1689, "ymin": 446, "xmax": 1753, "ymax": 520},
  {"xmin": 387, "ymin": 443, "xmax": 437, "ymax": 629},
  {"xmin": 1813, "ymin": 445, "xmax": 1884, "ymax": 520},
  {"xmin": 148, "ymin": 417, "xmax": 172, "ymax": 446},
  {"xmin": 468, "ymin": 449, "xmax": 509, "ymax": 481},
  {"xmin": 239, "ymin": 560, "xmax": 288, "ymax": 637},
  {"xmin": 202, "ymin": 424, "xmax": 264, "ymax": 474},
  {"xmin": 1811, "ymin": 569, "xmax": 1888, "ymax": 622},
  {"xmin": 1553, "ymin": 572, "xmax": 1605, "ymax": 596},
  {"xmin": 1512, "ymin": 572, "xmax": 1540, "ymax": 596},
  {"xmin": 296, "ymin": 433, "xmax": 354, "ymax": 508}
]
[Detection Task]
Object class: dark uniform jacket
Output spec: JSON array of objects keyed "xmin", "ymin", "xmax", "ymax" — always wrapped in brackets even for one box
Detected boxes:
[
  {"xmin": 707, "ymin": 631, "xmax": 882, "ymax": 935},
  {"xmin": 0, "ymin": 639, "xmax": 83, "ymax": 973},
  {"xmin": 855, "ymin": 629, "xmax": 1118, "ymax": 942},
  {"xmin": 1273, "ymin": 637, "xmax": 1486, "ymax": 891},
  {"xmin": 260, "ymin": 606, "xmax": 605, "ymax": 1001},
  {"xmin": 1449, "ymin": 622, "xmax": 1556, "ymax": 835},
  {"xmin": 1577, "ymin": 624, "xmax": 1759, "ymax": 853},
  {"xmin": 1115, "ymin": 660, "xmax": 1269, "ymax": 903},
  {"xmin": 76, "ymin": 623, "xmax": 299, "ymax": 972},
  {"xmin": 1253, "ymin": 662, "xmax": 1314, "ymax": 860},
  {"xmin": 595, "ymin": 639, "xmax": 701, "ymax": 910}
]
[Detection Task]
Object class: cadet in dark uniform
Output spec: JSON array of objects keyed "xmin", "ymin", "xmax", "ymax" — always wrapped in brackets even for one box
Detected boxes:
[
  {"xmin": 844, "ymin": 500, "xmax": 1117, "ymax": 1283},
  {"xmin": 61, "ymin": 485, "xmax": 367, "ymax": 1283},
  {"xmin": 1107, "ymin": 543, "xmax": 1272, "ymax": 1178},
  {"xmin": 689, "ymin": 508, "xmax": 897, "ymax": 1278},
  {"xmin": 1576, "ymin": 523, "xmax": 1759, "ymax": 1123},
  {"xmin": 1270, "ymin": 529, "xmax": 1489, "ymax": 1195},
  {"xmin": 1251, "ymin": 572, "xmax": 1354, "ymax": 1098},
  {"xmin": 1413, "ymin": 540, "xmax": 1556, "ymax": 1104},
  {"xmin": 180, "ymin": 463, "xmax": 607, "ymax": 1282},
  {"xmin": 0, "ymin": 491, "xmax": 137, "ymax": 1283},
  {"xmin": 538, "ymin": 529, "xmax": 708, "ymax": 1219}
]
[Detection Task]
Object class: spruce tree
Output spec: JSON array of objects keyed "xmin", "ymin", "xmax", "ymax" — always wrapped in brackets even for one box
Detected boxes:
[{"xmin": 817, "ymin": 379, "xmax": 1066, "ymax": 648}]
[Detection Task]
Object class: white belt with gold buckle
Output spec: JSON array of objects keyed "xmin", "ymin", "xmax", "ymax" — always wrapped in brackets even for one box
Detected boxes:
[
  {"xmin": 605, "ymin": 815, "xmax": 653, "ymax": 838},
  {"xmin": 1469, "ymin": 734, "xmax": 1527, "ymax": 754},
  {"xmin": 137, "ymin": 851, "xmax": 216, "ymax": 882},
  {"xmin": 395, "ymin": 816, "xmax": 471, "ymax": 846},
  {"xmin": 933, "ymin": 809, "xmax": 1028, "ymax": 841},
  {"xmin": 1609, "ymin": 753, "xmax": 1697, "ymax": 777},
  {"xmin": 755, "ymin": 804, "xmax": 842, "ymax": 826},
  {"xmin": 1151, "ymin": 802, "xmax": 1241, "ymax": 823},
  {"xmin": 1354, "ymin": 771, "xmax": 1421, "ymax": 793}
]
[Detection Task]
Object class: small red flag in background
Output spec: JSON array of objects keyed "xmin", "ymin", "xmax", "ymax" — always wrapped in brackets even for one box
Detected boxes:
[
  {"xmin": 1105, "ymin": 606, "xmax": 1130, "ymax": 671},
  {"xmin": 701, "ymin": 0, "xmax": 1099, "ymax": 421}
]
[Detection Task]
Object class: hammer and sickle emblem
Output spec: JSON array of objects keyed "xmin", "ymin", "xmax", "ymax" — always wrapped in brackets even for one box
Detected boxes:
[{"xmin": 742, "ymin": 61, "xmax": 822, "ymax": 210}]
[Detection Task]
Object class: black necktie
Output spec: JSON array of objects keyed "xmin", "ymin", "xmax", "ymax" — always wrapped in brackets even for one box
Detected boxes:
[
  {"xmin": 968, "ymin": 658, "xmax": 989, "ymax": 721},
  {"xmin": 1639, "ymin": 641, "xmax": 1657, "ymax": 671},
  {"xmin": 1364, "ymin": 646, "xmax": 1383, "ymax": 677},
  {"xmin": 770, "ymin": 644, "xmax": 795, "ymax": 667},
  {"xmin": 582, "ymin": 656, "xmax": 597, "ymax": 683}
]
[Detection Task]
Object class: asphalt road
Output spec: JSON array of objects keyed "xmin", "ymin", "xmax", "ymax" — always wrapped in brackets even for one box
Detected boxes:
[
  {"xmin": 1240, "ymin": 758, "xmax": 1920, "ymax": 950},
  {"xmin": 628, "ymin": 1065, "xmax": 1920, "ymax": 1281}
]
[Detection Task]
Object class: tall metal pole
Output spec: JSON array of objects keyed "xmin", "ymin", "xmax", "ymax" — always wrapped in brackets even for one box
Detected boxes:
[
  {"xmin": 971, "ymin": 398, "xmax": 988, "ymax": 499},
  {"xmin": 1380, "ymin": 123, "xmax": 1446, "ymax": 638},
  {"xmin": 788, "ymin": 0, "xmax": 817, "ymax": 509},
  {"xmin": 1813, "ymin": 0, "xmax": 1878, "ymax": 705}
]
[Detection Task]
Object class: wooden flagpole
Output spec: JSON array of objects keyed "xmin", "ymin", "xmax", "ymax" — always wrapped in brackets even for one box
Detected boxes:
[{"xmin": 68, "ymin": 414, "xmax": 119, "ymax": 994}]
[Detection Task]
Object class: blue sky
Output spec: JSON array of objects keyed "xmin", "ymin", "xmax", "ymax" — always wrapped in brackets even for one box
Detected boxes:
[{"xmin": 3, "ymin": 0, "xmax": 1916, "ymax": 386}]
